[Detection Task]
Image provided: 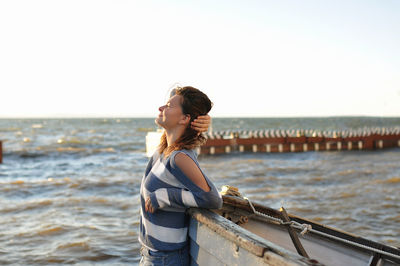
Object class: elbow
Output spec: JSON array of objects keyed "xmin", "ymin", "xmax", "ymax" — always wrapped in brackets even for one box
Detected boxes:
[
  {"xmin": 208, "ymin": 194, "xmax": 223, "ymax": 209},
  {"xmin": 196, "ymin": 190, "xmax": 223, "ymax": 209},
  {"xmin": 216, "ymin": 196, "xmax": 223, "ymax": 209}
]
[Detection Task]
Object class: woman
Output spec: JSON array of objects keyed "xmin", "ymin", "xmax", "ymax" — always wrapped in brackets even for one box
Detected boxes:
[{"xmin": 139, "ymin": 86, "xmax": 222, "ymax": 265}]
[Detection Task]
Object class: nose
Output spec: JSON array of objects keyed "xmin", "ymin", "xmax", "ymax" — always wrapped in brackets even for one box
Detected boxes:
[{"xmin": 159, "ymin": 105, "xmax": 165, "ymax": 112}]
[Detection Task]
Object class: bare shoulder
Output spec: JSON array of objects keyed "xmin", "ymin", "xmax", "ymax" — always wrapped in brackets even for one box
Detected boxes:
[
  {"xmin": 175, "ymin": 152, "xmax": 210, "ymax": 192},
  {"xmin": 174, "ymin": 152, "xmax": 202, "ymax": 177}
]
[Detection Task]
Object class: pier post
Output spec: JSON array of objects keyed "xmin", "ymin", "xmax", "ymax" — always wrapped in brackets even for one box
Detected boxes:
[
  {"xmin": 252, "ymin": 144, "xmax": 258, "ymax": 153},
  {"xmin": 314, "ymin": 143, "xmax": 319, "ymax": 151},
  {"xmin": 0, "ymin": 141, "xmax": 2, "ymax": 164},
  {"xmin": 278, "ymin": 144, "xmax": 283, "ymax": 153},
  {"xmin": 265, "ymin": 144, "xmax": 271, "ymax": 153},
  {"xmin": 303, "ymin": 143, "xmax": 308, "ymax": 152},
  {"xmin": 358, "ymin": 141, "xmax": 363, "ymax": 150},
  {"xmin": 209, "ymin": 147, "xmax": 215, "ymax": 155},
  {"xmin": 347, "ymin": 142, "xmax": 352, "ymax": 150},
  {"xmin": 290, "ymin": 143, "xmax": 295, "ymax": 152},
  {"xmin": 377, "ymin": 140, "xmax": 383, "ymax": 149},
  {"xmin": 225, "ymin": 146, "xmax": 231, "ymax": 153}
]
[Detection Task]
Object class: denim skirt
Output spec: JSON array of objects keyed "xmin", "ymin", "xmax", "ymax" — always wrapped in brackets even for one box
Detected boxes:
[{"xmin": 140, "ymin": 245, "xmax": 190, "ymax": 266}]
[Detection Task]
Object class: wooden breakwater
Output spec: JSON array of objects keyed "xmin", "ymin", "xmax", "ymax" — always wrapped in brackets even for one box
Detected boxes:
[{"xmin": 199, "ymin": 127, "xmax": 400, "ymax": 155}]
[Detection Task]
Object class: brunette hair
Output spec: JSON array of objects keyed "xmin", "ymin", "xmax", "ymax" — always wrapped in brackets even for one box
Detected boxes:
[{"xmin": 158, "ymin": 86, "xmax": 212, "ymax": 156}]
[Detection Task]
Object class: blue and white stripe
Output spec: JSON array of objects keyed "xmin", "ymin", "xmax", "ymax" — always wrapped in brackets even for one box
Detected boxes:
[{"xmin": 139, "ymin": 149, "xmax": 222, "ymax": 251}]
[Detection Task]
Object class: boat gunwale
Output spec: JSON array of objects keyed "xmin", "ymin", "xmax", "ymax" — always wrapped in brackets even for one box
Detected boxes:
[
  {"xmin": 188, "ymin": 207, "xmax": 322, "ymax": 265},
  {"xmin": 220, "ymin": 195, "xmax": 400, "ymax": 263}
]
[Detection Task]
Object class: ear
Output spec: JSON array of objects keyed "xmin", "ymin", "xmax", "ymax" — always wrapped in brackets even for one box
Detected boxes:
[{"xmin": 179, "ymin": 114, "xmax": 191, "ymax": 126}]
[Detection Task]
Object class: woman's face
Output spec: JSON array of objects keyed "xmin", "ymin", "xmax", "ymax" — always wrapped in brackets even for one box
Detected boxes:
[{"xmin": 155, "ymin": 94, "xmax": 186, "ymax": 129}]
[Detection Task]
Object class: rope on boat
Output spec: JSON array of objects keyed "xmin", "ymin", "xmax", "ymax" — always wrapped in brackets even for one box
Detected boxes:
[
  {"xmin": 243, "ymin": 196, "xmax": 400, "ymax": 261},
  {"xmin": 220, "ymin": 186, "xmax": 310, "ymax": 233},
  {"xmin": 244, "ymin": 196, "xmax": 312, "ymax": 235}
]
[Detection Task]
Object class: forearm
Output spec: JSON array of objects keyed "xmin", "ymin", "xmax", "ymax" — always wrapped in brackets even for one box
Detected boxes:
[{"xmin": 149, "ymin": 187, "xmax": 222, "ymax": 211}]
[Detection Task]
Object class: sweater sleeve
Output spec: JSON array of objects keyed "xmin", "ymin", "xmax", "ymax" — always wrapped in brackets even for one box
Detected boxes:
[
  {"xmin": 148, "ymin": 149, "xmax": 223, "ymax": 212},
  {"xmin": 149, "ymin": 185, "xmax": 222, "ymax": 211}
]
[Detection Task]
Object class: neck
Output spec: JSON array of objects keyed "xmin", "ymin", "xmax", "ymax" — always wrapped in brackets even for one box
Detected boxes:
[{"xmin": 165, "ymin": 126, "xmax": 186, "ymax": 147}]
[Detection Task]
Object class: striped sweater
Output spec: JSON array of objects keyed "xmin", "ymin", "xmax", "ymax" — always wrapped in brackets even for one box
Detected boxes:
[{"xmin": 139, "ymin": 149, "xmax": 222, "ymax": 251}]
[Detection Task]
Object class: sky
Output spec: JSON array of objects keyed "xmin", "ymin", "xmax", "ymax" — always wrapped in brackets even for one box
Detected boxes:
[{"xmin": 0, "ymin": 0, "xmax": 399, "ymax": 118}]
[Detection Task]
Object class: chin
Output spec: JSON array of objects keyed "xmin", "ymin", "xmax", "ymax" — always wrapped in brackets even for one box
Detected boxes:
[{"xmin": 155, "ymin": 117, "xmax": 164, "ymax": 127}]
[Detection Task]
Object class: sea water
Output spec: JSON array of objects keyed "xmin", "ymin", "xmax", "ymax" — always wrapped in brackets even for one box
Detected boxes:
[{"xmin": 0, "ymin": 117, "xmax": 399, "ymax": 264}]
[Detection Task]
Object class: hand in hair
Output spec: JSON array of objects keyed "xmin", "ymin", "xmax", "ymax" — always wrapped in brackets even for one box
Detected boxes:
[{"xmin": 191, "ymin": 114, "xmax": 211, "ymax": 133}]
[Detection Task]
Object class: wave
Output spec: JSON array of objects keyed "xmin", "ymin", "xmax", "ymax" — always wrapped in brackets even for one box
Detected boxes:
[
  {"xmin": 137, "ymin": 127, "xmax": 156, "ymax": 132},
  {"xmin": 381, "ymin": 203, "xmax": 400, "ymax": 209},
  {"xmin": 368, "ymin": 176, "xmax": 400, "ymax": 185},
  {"xmin": 387, "ymin": 214, "xmax": 400, "ymax": 222},
  {"xmin": 338, "ymin": 192, "xmax": 357, "ymax": 198},
  {"xmin": 5, "ymin": 146, "xmax": 121, "ymax": 158},
  {"xmin": 31, "ymin": 124, "xmax": 44, "ymax": 129},
  {"xmin": 0, "ymin": 127, "xmax": 21, "ymax": 132},
  {"xmin": 37, "ymin": 226, "xmax": 66, "ymax": 236},
  {"xmin": 264, "ymin": 191, "xmax": 301, "ymax": 199},
  {"xmin": 0, "ymin": 176, "xmax": 137, "ymax": 188},
  {"xmin": 0, "ymin": 195, "xmax": 135, "ymax": 217},
  {"xmin": 56, "ymin": 147, "xmax": 88, "ymax": 153},
  {"xmin": 10, "ymin": 180, "xmax": 25, "ymax": 185},
  {"xmin": 377, "ymin": 177, "xmax": 400, "ymax": 184},
  {"xmin": 1, "ymin": 199, "xmax": 53, "ymax": 214},
  {"xmin": 246, "ymin": 186, "xmax": 271, "ymax": 193},
  {"xmin": 56, "ymin": 137, "xmax": 101, "ymax": 146},
  {"xmin": 18, "ymin": 151, "xmax": 48, "ymax": 158},
  {"xmin": 56, "ymin": 241, "xmax": 91, "ymax": 251}
]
